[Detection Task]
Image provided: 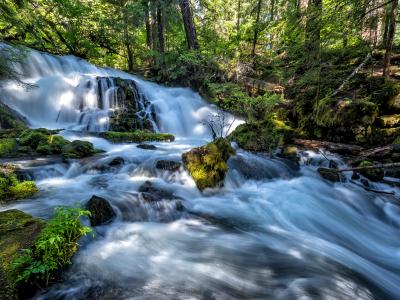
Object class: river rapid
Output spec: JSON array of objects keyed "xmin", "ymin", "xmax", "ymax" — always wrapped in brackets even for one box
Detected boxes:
[{"xmin": 0, "ymin": 46, "xmax": 400, "ymax": 300}]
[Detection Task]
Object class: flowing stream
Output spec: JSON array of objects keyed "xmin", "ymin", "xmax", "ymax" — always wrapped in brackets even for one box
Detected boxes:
[{"xmin": 1, "ymin": 46, "xmax": 400, "ymax": 300}]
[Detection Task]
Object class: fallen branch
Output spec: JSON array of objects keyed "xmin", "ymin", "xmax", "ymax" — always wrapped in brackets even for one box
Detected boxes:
[
  {"xmin": 293, "ymin": 139, "xmax": 363, "ymax": 155},
  {"xmin": 332, "ymin": 53, "xmax": 372, "ymax": 96},
  {"xmin": 349, "ymin": 180, "xmax": 395, "ymax": 195},
  {"xmin": 338, "ymin": 162, "xmax": 400, "ymax": 172}
]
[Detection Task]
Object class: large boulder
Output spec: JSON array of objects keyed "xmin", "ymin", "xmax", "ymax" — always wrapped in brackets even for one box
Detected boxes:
[
  {"xmin": 0, "ymin": 210, "xmax": 44, "ymax": 299},
  {"xmin": 85, "ymin": 196, "xmax": 116, "ymax": 226},
  {"xmin": 182, "ymin": 138, "xmax": 235, "ymax": 191},
  {"xmin": 97, "ymin": 77, "xmax": 156, "ymax": 132}
]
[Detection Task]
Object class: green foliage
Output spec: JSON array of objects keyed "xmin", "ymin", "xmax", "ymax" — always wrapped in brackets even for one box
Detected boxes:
[
  {"xmin": 12, "ymin": 207, "xmax": 92, "ymax": 286},
  {"xmin": 0, "ymin": 164, "xmax": 37, "ymax": 202},
  {"xmin": 61, "ymin": 140, "xmax": 98, "ymax": 159},
  {"xmin": 100, "ymin": 130, "xmax": 175, "ymax": 143},
  {"xmin": 182, "ymin": 138, "xmax": 235, "ymax": 191},
  {"xmin": 229, "ymin": 118, "xmax": 293, "ymax": 152},
  {"xmin": 0, "ymin": 138, "xmax": 16, "ymax": 157},
  {"xmin": 206, "ymin": 82, "xmax": 282, "ymax": 119}
]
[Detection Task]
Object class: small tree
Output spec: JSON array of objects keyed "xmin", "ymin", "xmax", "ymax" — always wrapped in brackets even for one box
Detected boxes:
[{"xmin": 202, "ymin": 109, "xmax": 236, "ymax": 140}]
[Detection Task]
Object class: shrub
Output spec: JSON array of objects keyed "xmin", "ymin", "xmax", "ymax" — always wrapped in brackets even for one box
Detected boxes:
[
  {"xmin": 9, "ymin": 181, "xmax": 38, "ymax": 199},
  {"xmin": 13, "ymin": 207, "xmax": 92, "ymax": 286}
]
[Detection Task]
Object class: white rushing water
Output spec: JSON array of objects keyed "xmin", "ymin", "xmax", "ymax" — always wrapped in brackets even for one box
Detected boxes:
[{"xmin": 1, "ymin": 45, "xmax": 400, "ymax": 300}]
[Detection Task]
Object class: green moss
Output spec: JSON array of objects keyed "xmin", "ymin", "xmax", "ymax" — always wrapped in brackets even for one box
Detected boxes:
[
  {"xmin": 9, "ymin": 182, "xmax": 38, "ymax": 199},
  {"xmin": 0, "ymin": 210, "xmax": 44, "ymax": 299},
  {"xmin": 61, "ymin": 140, "xmax": 97, "ymax": 159},
  {"xmin": 18, "ymin": 128, "xmax": 54, "ymax": 149},
  {"xmin": 357, "ymin": 160, "xmax": 384, "ymax": 181},
  {"xmin": 313, "ymin": 98, "xmax": 379, "ymax": 143},
  {"xmin": 0, "ymin": 138, "xmax": 17, "ymax": 157},
  {"xmin": 182, "ymin": 138, "xmax": 235, "ymax": 191},
  {"xmin": 0, "ymin": 164, "xmax": 38, "ymax": 203},
  {"xmin": 100, "ymin": 131, "xmax": 175, "ymax": 143},
  {"xmin": 37, "ymin": 135, "xmax": 70, "ymax": 155},
  {"xmin": 229, "ymin": 118, "xmax": 292, "ymax": 152}
]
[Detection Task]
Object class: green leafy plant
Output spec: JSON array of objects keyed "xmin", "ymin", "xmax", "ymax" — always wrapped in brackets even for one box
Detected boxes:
[{"xmin": 12, "ymin": 206, "xmax": 93, "ymax": 286}]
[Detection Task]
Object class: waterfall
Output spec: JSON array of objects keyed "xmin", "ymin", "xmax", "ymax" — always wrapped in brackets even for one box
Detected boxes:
[
  {"xmin": 0, "ymin": 44, "xmax": 239, "ymax": 137},
  {"xmin": 1, "ymin": 45, "xmax": 400, "ymax": 300}
]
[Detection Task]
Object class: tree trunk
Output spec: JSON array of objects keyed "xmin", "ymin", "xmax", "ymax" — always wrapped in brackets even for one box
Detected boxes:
[
  {"xmin": 269, "ymin": 0, "xmax": 275, "ymax": 49},
  {"xmin": 237, "ymin": 0, "xmax": 241, "ymax": 35},
  {"xmin": 251, "ymin": 0, "xmax": 263, "ymax": 61},
  {"xmin": 157, "ymin": 4, "xmax": 165, "ymax": 66},
  {"xmin": 304, "ymin": 0, "xmax": 322, "ymax": 70},
  {"xmin": 150, "ymin": 1, "xmax": 158, "ymax": 66},
  {"xmin": 144, "ymin": 1, "xmax": 151, "ymax": 51},
  {"xmin": 383, "ymin": 0, "xmax": 399, "ymax": 78},
  {"xmin": 179, "ymin": 0, "xmax": 199, "ymax": 50}
]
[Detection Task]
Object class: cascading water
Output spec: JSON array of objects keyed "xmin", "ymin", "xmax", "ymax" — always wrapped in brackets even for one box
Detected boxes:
[{"xmin": 1, "ymin": 46, "xmax": 400, "ymax": 300}]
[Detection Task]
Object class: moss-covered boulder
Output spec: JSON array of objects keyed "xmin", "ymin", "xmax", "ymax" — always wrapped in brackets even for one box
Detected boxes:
[
  {"xmin": 357, "ymin": 160, "xmax": 385, "ymax": 182},
  {"xmin": 229, "ymin": 118, "xmax": 292, "ymax": 152},
  {"xmin": 182, "ymin": 138, "xmax": 235, "ymax": 191},
  {"xmin": 0, "ymin": 164, "xmax": 38, "ymax": 203},
  {"xmin": 0, "ymin": 210, "xmax": 44, "ymax": 300},
  {"xmin": 61, "ymin": 140, "xmax": 98, "ymax": 159},
  {"xmin": 314, "ymin": 98, "xmax": 379, "ymax": 143},
  {"xmin": 99, "ymin": 131, "xmax": 175, "ymax": 143},
  {"xmin": 278, "ymin": 146, "xmax": 299, "ymax": 161}
]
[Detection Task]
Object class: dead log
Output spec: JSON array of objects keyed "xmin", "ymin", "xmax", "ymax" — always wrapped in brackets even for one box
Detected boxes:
[
  {"xmin": 337, "ymin": 162, "xmax": 400, "ymax": 172},
  {"xmin": 293, "ymin": 139, "xmax": 363, "ymax": 155}
]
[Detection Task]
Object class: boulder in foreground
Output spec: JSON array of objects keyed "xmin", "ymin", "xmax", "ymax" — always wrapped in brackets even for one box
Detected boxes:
[
  {"xmin": 182, "ymin": 138, "xmax": 235, "ymax": 191},
  {"xmin": 85, "ymin": 195, "xmax": 116, "ymax": 226}
]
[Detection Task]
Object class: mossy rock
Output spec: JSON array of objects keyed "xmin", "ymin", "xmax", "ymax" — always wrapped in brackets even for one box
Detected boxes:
[
  {"xmin": 99, "ymin": 131, "xmax": 175, "ymax": 143},
  {"xmin": 182, "ymin": 138, "xmax": 235, "ymax": 191},
  {"xmin": 313, "ymin": 98, "xmax": 379, "ymax": 143},
  {"xmin": 357, "ymin": 160, "xmax": 384, "ymax": 182},
  {"xmin": 61, "ymin": 140, "xmax": 97, "ymax": 159},
  {"xmin": 0, "ymin": 164, "xmax": 38, "ymax": 203},
  {"xmin": 0, "ymin": 210, "xmax": 44, "ymax": 300},
  {"xmin": 278, "ymin": 146, "xmax": 299, "ymax": 161},
  {"xmin": 19, "ymin": 128, "xmax": 53, "ymax": 149},
  {"xmin": 229, "ymin": 118, "xmax": 293, "ymax": 152}
]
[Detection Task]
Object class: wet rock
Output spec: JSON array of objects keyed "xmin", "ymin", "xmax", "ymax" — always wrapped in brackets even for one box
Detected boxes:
[
  {"xmin": 277, "ymin": 146, "xmax": 299, "ymax": 161},
  {"xmin": 137, "ymin": 144, "xmax": 157, "ymax": 150},
  {"xmin": 138, "ymin": 181, "xmax": 176, "ymax": 202},
  {"xmin": 109, "ymin": 157, "xmax": 125, "ymax": 167},
  {"xmin": 317, "ymin": 167, "xmax": 344, "ymax": 182},
  {"xmin": 85, "ymin": 195, "xmax": 116, "ymax": 226},
  {"xmin": 0, "ymin": 210, "xmax": 44, "ymax": 299},
  {"xmin": 155, "ymin": 160, "xmax": 181, "ymax": 172},
  {"xmin": 360, "ymin": 178, "xmax": 370, "ymax": 187},
  {"xmin": 351, "ymin": 172, "xmax": 360, "ymax": 180}
]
